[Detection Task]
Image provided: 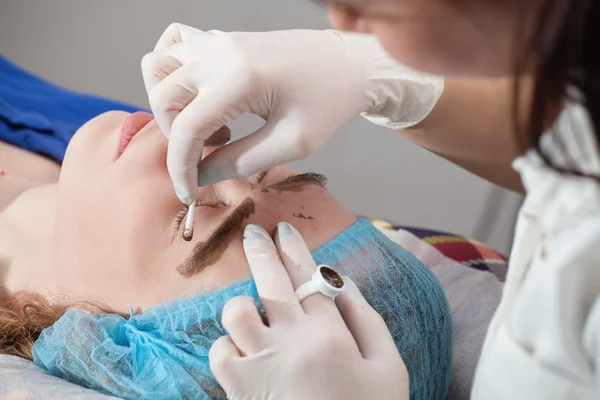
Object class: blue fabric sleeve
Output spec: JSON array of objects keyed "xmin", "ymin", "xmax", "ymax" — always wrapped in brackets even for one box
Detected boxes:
[{"xmin": 0, "ymin": 55, "xmax": 146, "ymax": 162}]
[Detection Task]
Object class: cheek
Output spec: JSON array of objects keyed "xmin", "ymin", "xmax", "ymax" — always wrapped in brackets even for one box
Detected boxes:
[
  {"xmin": 370, "ymin": 11, "xmax": 517, "ymax": 76},
  {"xmin": 53, "ymin": 172, "xmax": 178, "ymax": 300},
  {"xmin": 370, "ymin": 20, "xmax": 467, "ymax": 75},
  {"xmin": 328, "ymin": 5, "xmax": 372, "ymax": 33},
  {"xmin": 328, "ymin": 5, "xmax": 357, "ymax": 31}
]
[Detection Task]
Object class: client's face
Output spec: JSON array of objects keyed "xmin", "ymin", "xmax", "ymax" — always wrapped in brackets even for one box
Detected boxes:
[{"xmin": 8, "ymin": 111, "xmax": 354, "ymax": 312}]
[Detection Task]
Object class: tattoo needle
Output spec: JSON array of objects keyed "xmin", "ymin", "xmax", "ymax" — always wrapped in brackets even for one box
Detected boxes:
[{"xmin": 183, "ymin": 203, "xmax": 195, "ymax": 241}]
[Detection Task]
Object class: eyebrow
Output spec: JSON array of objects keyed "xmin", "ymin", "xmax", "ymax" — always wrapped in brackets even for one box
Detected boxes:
[
  {"xmin": 176, "ymin": 172, "xmax": 327, "ymax": 278},
  {"xmin": 266, "ymin": 172, "xmax": 327, "ymax": 191},
  {"xmin": 177, "ymin": 197, "xmax": 255, "ymax": 277}
]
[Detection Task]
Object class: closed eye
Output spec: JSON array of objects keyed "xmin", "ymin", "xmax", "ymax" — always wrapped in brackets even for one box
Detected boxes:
[
  {"xmin": 174, "ymin": 199, "xmax": 225, "ymax": 230},
  {"xmin": 173, "ymin": 172, "xmax": 327, "ymax": 232}
]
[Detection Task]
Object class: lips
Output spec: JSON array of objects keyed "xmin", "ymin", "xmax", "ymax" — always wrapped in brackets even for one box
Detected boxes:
[{"xmin": 116, "ymin": 111, "xmax": 155, "ymax": 159}]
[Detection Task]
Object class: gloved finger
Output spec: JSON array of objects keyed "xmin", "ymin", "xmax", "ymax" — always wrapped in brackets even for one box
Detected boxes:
[
  {"xmin": 221, "ymin": 296, "xmax": 267, "ymax": 356},
  {"xmin": 141, "ymin": 51, "xmax": 182, "ymax": 94},
  {"xmin": 154, "ymin": 22, "xmax": 206, "ymax": 51},
  {"xmin": 147, "ymin": 62, "xmax": 199, "ymax": 138},
  {"xmin": 274, "ymin": 222, "xmax": 343, "ymax": 318},
  {"xmin": 166, "ymin": 86, "xmax": 245, "ymax": 203},
  {"xmin": 209, "ymin": 335, "xmax": 241, "ymax": 382},
  {"xmin": 243, "ymin": 224, "xmax": 303, "ymax": 322},
  {"xmin": 204, "ymin": 125, "xmax": 231, "ymax": 147},
  {"xmin": 166, "ymin": 127, "xmax": 203, "ymax": 205},
  {"xmin": 196, "ymin": 117, "xmax": 310, "ymax": 186},
  {"xmin": 335, "ymin": 276, "xmax": 402, "ymax": 362}
]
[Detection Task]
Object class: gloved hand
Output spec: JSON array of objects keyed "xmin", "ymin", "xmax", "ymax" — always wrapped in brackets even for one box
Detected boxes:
[
  {"xmin": 142, "ymin": 24, "xmax": 443, "ymax": 205},
  {"xmin": 208, "ymin": 221, "xmax": 409, "ymax": 400}
]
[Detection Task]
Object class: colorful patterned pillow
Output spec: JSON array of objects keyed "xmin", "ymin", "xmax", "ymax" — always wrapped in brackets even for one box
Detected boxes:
[
  {"xmin": 369, "ymin": 218, "xmax": 508, "ymax": 282},
  {"xmin": 366, "ymin": 218, "xmax": 506, "ymax": 400}
]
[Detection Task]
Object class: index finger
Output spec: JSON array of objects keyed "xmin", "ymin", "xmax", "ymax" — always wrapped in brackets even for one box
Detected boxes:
[{"xmin": 243, "ymin": 224, "xmax": 303, "ymax": 322}]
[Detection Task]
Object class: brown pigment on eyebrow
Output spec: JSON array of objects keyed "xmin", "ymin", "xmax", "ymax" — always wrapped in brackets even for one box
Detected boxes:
[
  {"xmin": 261, "ymin": 188, "xmax": 269, "ymax": 193},
  {"xmin": 293, "ymin": 212, "xmax": 314, "ymax": 220},
  {"xmin": 177, "ymin": 197, "xmax": 255, "ymax": 278}
]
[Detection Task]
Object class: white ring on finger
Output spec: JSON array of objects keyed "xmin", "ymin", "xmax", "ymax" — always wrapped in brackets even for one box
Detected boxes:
[{"xmin": 295, "ymin": 265, "xmax": 345, "ymax": 303}]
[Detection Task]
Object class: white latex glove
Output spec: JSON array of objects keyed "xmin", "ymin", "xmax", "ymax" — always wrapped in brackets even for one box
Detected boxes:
[
  {"xmin": 142, "ymin": 24, "xmax": 443, "ymax": 205},
  {"xmin": 208, "ymin": 221, "xmax": 409, "ymax": 400}
]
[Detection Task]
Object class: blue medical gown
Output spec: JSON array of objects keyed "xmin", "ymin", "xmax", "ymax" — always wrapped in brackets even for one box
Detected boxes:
[{"xmin": 0, "ymin": 55, "xmax": 145, "ymax": 162}]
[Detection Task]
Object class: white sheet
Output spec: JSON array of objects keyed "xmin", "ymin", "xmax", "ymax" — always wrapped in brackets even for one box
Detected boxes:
[{"xmin": 0, "ymin": 353, "xmax": 118, "ymax": 399}]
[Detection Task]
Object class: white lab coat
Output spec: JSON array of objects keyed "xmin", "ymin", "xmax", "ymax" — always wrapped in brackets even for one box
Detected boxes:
[{"xmin": 471, "ymin": 99, "xmax": 600, "ymax": 398}]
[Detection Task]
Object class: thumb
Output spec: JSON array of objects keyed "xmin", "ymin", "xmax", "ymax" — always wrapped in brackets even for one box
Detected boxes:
[
  {"xmin": 336, "ymin": 277, "xmax": 402, "ymax": 362},
  {"xmin": 166, "ymin": 128, "xmax": 202, "ymax": 205}
]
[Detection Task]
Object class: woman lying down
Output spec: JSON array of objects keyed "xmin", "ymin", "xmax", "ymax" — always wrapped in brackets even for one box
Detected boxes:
[{"xmin": 0, "ymin": 110, "xmax": 453, "ymax": 399}]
